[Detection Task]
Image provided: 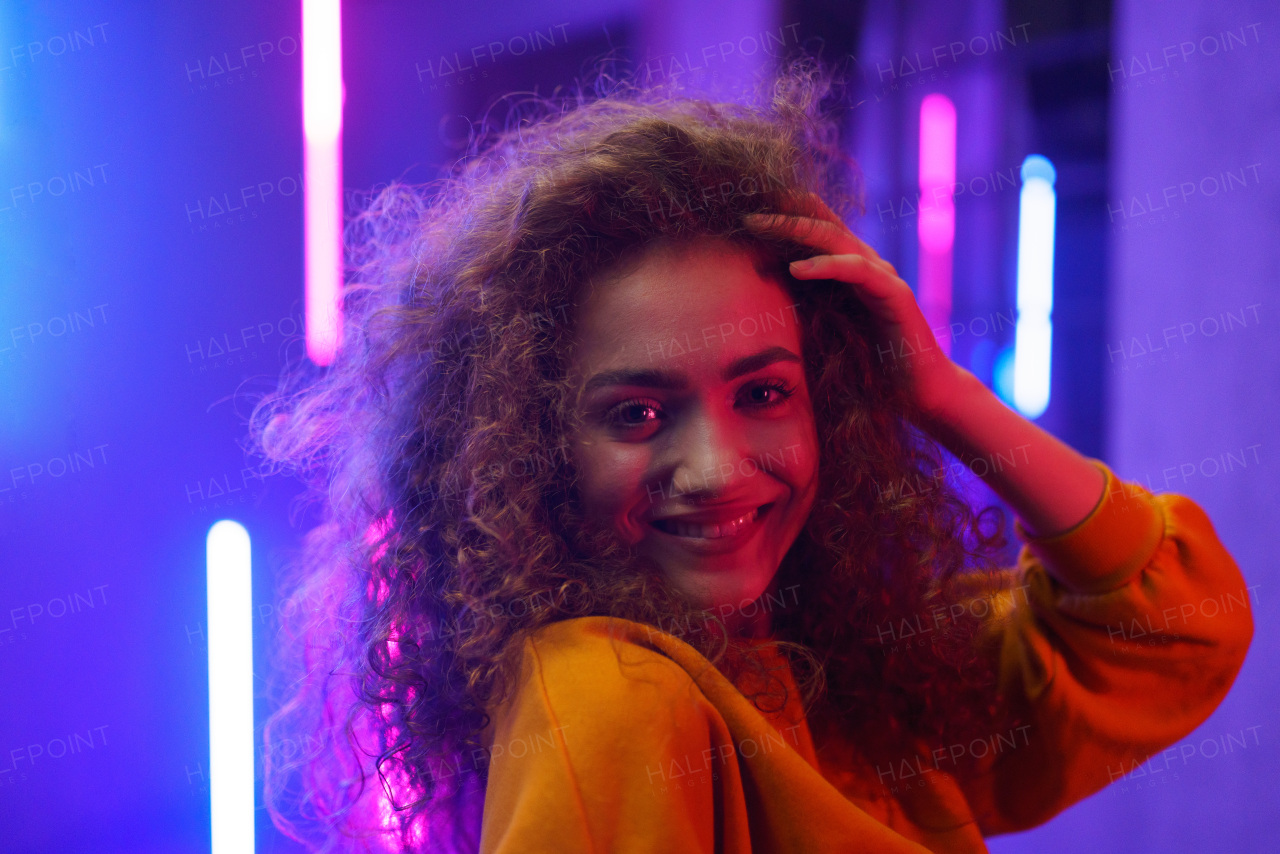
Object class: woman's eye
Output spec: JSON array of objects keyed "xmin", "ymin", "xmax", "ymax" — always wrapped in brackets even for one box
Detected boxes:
[
  {"xmin": 605, "ymin": 399, "xmax": 661, "ymax": 429},
  {"xmin": 741, "ymin": 379, "xmax": 796, "ymax": 408},
  {"xmin": 602, "ymin": 381, "xmax": 796, "ymax": 433}
]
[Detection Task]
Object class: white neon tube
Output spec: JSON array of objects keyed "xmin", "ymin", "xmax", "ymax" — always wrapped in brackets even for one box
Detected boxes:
[
  {"xmin": 206, "ymin": 520, "xmax": 255, "ymax": 854},
  {"xmin": 1013, "ymin": 155, "xmax": 1057, "ymax": 418}
]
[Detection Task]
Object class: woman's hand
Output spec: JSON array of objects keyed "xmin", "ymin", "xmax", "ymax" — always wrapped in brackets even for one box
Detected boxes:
[
  {"xmin": 743, "ymin": 192, "xmax": 963, "ymax": 417},
  {"xmin": 745, "ymin": 192, "xmax": 1110, "ymax": 540}
]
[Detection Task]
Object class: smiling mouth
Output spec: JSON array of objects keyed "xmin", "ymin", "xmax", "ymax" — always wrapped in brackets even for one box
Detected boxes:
[{"xmin": 651, "ymin": 504, "xmax": 773, "ymax": 540}]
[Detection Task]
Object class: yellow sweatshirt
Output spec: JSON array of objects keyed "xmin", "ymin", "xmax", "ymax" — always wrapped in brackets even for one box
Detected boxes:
[{"xmin": 476, "ymin": 460, "xmax": 1254, "ymax": 852}]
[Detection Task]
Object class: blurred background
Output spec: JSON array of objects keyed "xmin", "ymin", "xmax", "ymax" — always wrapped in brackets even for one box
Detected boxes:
[{"xmin": 0, "ymin": 0, "xmax": 1274, "ymax": 851}]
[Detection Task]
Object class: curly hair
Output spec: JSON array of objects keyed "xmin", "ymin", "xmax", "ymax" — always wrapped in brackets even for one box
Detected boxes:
[{"xmin": 250, "ymin": 58, "xmax": 1012, "ymax": 853}]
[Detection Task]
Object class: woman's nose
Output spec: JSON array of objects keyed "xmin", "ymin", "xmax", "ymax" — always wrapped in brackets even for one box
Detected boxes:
[{"xmin": 666, "ymin": 408, "xmax": 752, "ymax": 500}]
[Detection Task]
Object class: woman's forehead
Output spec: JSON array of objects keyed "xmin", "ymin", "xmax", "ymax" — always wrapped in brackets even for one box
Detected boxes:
[{"xmin": 571, "ymin": 239, "xmax": 802, "ymax": 375}]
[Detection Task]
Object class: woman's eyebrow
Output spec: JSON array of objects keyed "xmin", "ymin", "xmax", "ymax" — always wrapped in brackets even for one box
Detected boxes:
[{"xmin": 582, "ymin": 346, "xmax": 802, "ymax": 393}]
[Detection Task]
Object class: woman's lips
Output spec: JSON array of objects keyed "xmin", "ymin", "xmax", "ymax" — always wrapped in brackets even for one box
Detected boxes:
[
  {"xmin": 649, "ymin": 503, "xmax": 774, "ymax": 552},
  {"xmin": 652, "ymin": 505, "xmax": 761, "ymax": 539}
]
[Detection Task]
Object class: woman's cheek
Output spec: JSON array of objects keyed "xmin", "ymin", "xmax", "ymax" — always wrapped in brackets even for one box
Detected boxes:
[
  {"xmin": 576, "ymin": 437, "xmax": 650, "ymax": 543},
  {"xmin": 783, "ymin": 421, "xmax": 821, "ymax": 512},
  {"xmin": 800, "ymin": 430, "xmax": 821, "ymax": 485},
  {"xmin": 758, "ymin": 417, "xmax": 819, "ymax": 488}
]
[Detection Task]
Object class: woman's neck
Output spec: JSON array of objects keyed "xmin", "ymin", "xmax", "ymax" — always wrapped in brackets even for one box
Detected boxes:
[{"xmin": 726, "ymin": 607, "xmax": 773, "ymax": 640}]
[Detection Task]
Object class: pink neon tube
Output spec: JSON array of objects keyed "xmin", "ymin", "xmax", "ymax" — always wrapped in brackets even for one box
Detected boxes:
[
  {"xmin": 303, "ymin": 0, "xmax": 343, "ymax": 366},
  {"xmin": 917, "ymin": 93, "xmax": 956, "ymax": 356}
]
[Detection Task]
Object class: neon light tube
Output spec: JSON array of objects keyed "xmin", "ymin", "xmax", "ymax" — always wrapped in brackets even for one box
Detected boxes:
[
  {"xmin": 1013, "ymin": 154, "xmax": 1057, "ymax": 418},
  {"xmin": 918, "ymin": 94, "xmax": 956, "ymax": 355},
  {"xmin": 303, "ymin": 0, "xmax": 344, "ymax": 366},
  {"xmin": 207, "ymin": 520, "xmax": 255, "ymax": 854}
]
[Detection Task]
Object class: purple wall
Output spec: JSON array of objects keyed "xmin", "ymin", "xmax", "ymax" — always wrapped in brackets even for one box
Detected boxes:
[
  {"xmin": 0, "ymin": 4, "xmax": 311, "ymax": 851},
  {"xmin": 989, "ymin": 1, "xmax": 1278, "ymax": 850}
]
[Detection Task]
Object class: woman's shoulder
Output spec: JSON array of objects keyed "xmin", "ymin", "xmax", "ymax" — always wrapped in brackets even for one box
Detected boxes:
[
  {"xmin": 514, "ymin": 615, "xmax": 707, "ymax": 705},
  {"xmin": 480, "ymin": 618, "xmax": 734, "ymax": 851},
  {"xmin": 488, "ymin": 615, "xmax": 717, "ymax": 759}
]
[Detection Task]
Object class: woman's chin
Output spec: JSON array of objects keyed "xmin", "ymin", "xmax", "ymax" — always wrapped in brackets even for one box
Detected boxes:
[{"xmin": 663, "ymin": 565, "xmax": 778, "ymax": 616}]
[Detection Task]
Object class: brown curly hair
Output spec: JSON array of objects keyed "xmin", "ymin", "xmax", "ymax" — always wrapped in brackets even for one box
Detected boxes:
[{"xmin": 250, "ymin": 58, "xmax": 1011, "ymax": 853}]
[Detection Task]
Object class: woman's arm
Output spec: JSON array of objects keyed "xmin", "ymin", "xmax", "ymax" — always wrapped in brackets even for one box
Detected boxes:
[
  {"xmin": 951, "ymin": 462, "xmax": 1255, "ymax": 834},
  {"xmin": 746, "ymin": 197, "xmax": 1252, "ymax": 835},
  {"xmin": 747, "ymin": 195, "xmax": 1110, "ymax": 586},
  {"xmin": 914, "ymin": 363, "xmax": 1107, "ymax": 540}
]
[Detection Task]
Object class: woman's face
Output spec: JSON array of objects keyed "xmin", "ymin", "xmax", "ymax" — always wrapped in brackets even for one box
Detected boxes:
[{"xmin": 568, "ymin": 238, "xmax": 820, "ymax": 632}]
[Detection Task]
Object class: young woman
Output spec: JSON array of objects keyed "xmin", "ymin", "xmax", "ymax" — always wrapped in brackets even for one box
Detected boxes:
[{"xmin": 252, "ymin": 62, "xmax": 1253, "ymax": 853}]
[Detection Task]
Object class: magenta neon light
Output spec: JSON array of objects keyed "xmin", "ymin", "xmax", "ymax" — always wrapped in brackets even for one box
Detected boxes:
[
  {"xmin": 917, "ymin": 93, "xmax": 956, "ymax": 355},
  {"xmin": 303, "ymin": 0, "xmax": 343, "ymax": 366}
]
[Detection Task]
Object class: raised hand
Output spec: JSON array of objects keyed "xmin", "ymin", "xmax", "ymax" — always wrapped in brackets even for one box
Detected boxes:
[
  {"xmin": 743, "ymin": 191, "xmax": 961, "ymax": 416},
  {"xmin": 745, "ymin": 192, "xmax": 1111, "ymax": 541}
]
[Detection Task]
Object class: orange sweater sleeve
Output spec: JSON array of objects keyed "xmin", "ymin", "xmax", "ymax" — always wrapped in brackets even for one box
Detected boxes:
[
  {"xmin": 477, "ymin": 619, "xmax": 722, "ymax": 853},
  {"xmin": 959, "ymin": 458, "xmax": 1255, "ymax": 834}
]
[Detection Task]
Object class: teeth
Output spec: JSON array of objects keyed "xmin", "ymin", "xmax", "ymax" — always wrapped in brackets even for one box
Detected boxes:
[{"xmin": 657, "ymin": 507, "xmax": 760, "ymax": 539}]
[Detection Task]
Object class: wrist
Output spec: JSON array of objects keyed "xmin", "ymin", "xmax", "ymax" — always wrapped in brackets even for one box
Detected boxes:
[{"xmin": 915, "ymin": 362, "xmax": 977, "ymax": 423}]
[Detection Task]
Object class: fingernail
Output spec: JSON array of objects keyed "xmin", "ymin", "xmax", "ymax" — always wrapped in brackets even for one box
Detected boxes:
[{"xmin": 790, "ymin": 259, "xmax": 814, "ymax": 272}]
